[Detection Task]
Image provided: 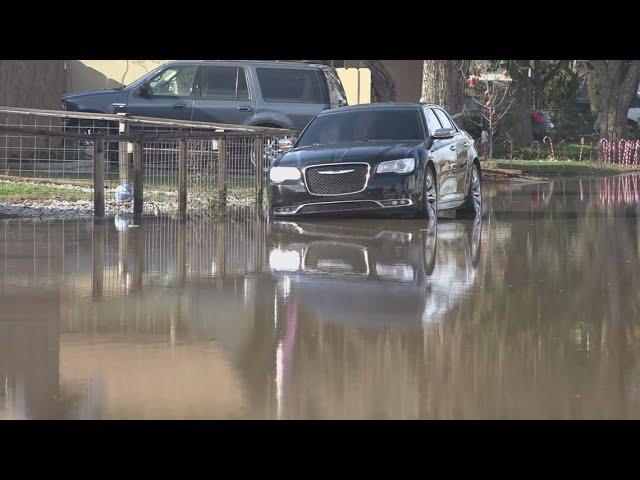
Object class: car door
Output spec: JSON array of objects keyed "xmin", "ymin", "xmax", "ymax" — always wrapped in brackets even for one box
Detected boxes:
[
  {"xmin": 126, "ymin": 63, "xmax": 197, "ymax": 121},
  {"xmin": 191, "ymin": 64, "xmax": 256, "ymax": 125},
  {"xmin": 433, "ymin": 108, "xmax": 468, "ymax": 200},
  {"xmin": 424, "ymin": 107, "xmax": 458, "ymax": 204},
  {"xmin": 253, "ymin": 66, "xmax": 331, "ymax": 131}
]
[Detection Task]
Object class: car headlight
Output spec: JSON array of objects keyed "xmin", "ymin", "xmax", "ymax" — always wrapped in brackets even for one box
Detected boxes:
[
  {"xmin": 269, "ymin": 166, "xmax": 301, "ymax": 183},
  {"xmin": 376, "ymin": 158, "xmax": 415, "ymax": 174}
]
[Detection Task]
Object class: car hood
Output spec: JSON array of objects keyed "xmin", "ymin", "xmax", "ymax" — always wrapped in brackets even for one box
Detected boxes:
[
  {"xmin": 62, "ymin": 89, "xmax": 123, "ymax": 101},
  {"xmin": 276, "ymin": 140, "xmax": 424, "ymax": 168}
]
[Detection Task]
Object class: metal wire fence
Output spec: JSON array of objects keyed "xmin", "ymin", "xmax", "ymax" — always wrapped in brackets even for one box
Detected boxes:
[{"xmin": 0, "ymin": 107, "xmax": 294, "ymax": 214}]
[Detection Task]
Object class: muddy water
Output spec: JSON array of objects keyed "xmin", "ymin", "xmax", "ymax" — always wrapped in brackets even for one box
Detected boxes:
[{"xmin": 2, "ymin": 174, "xmax": 640, "ymax": 419}]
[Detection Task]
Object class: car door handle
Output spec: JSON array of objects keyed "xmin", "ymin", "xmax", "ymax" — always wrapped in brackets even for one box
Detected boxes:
[
  {"xmin": 450, "ymin": 145, "xmax": 457, "ymax": 151},
  {"xmin": 173, "ymin": 104, "xmax": 186, "ymax": 110},
  {"xmin": 238, "ymin": 106, "xmax": 253, "ymax": 112},
  {"xmin": 463, "ymin": 143, "xmax": 470, "ymax": 148}
]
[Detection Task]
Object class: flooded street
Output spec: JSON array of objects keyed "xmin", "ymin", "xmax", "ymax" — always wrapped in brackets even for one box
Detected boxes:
[{"xmin": 3, "ymin": 173, "xmax": 640, "ymax": 419}]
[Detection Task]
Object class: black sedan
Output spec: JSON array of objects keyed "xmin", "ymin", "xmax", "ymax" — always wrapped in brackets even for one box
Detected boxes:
[{"xmin": 268, "ymin": 103, "xmax": 482, "ymax": 222}]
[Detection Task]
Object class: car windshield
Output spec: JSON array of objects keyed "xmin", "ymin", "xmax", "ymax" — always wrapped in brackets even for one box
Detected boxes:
[{"xmin": 296, "ymin": 109, "xmax": 425, "ymax": 147}]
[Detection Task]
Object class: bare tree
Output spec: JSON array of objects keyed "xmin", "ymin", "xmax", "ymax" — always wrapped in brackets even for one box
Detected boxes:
[
  {"xmin": 591, "ymin": 60, "xmax": 640, "ymax": 141},
  {"xmin": 465, "ymin": 64, "xmax": 515, "ymax": 160},
  {"xmin": 420, "ymin": 60, "xmax": 468, "ymax": 115}
]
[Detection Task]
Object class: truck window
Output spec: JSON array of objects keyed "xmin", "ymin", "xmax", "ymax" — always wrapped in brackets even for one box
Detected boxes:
[
  {"xmin": 148, "ymin": 65, "xmax": 197, "ymax": 97},
  {"xmin": 201, "ymin": 66, "xmax": 249, "ymax": 100},
  {"xmin": 256, "ymin": 68, "xmax": 328, "ymax": 104}
]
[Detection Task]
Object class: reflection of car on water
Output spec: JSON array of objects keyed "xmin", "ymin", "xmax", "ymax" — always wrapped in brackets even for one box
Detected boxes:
[{"xmin": 268, "ymin": 217, "xmax": 481, "ymax": 328}]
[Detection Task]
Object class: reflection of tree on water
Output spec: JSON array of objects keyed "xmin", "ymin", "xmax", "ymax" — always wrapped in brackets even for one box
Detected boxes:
[
  {"xmin": 0, "ymin": 212, "xmax": 273, "ymax": 419},
  {"xmin": 270, "ymin": 178, "xmax": 640, "ymax": 418},
  {"xmin": 465, "ymin": 180, "xmax": 640, "ymax": 418},
  {"xmin": 5, "ymin": 182, "xmax": 640, "ymax": 418}
]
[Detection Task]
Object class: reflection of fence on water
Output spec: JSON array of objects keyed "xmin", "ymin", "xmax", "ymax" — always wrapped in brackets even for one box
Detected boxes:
[
  {"xmin": 97, "ymin": 208, "xmax": 268, "ymax": 297},
  {"xmin": 142, "ymin": 208, "xmax": 268, "ymax": 281},
  {"xmin": 1, "ymin": 209, "xmax": 270, "ymax": 299},
  {"xmin": 596, "ymin": 174, "xmax": 640, "ymax": 206}
]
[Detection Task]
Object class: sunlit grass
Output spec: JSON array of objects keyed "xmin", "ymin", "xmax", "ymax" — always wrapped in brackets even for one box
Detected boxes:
[{"xmin": 0, "ymin": 181, "xmax": 92, "ymax": 202}]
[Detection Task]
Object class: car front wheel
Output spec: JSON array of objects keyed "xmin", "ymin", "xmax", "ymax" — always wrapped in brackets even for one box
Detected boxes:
[
  {"xmin": 458, "ymin": 163, "xmax": 482, "ymax": 218},
  {"xmin": 420, "ymin": 165, "xmax": 438, "ymax": 230}
]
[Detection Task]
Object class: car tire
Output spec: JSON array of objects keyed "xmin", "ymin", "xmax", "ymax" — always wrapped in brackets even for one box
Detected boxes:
[
  {"xmin": 457, "ymin": 163, "xmax": 482, "ymax": 219},
  {"xmin": 418, "ymin": 164, "xmax": 438, "ymax": 230}
]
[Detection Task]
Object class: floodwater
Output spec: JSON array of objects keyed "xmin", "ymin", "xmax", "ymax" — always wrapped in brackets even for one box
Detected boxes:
[{"xmin": 3, "ymin": 174, "xmax": 640, "ymax": 419}]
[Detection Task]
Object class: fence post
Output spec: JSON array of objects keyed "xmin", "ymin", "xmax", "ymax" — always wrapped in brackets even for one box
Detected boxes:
[
  {"xmin": 255, "ymin": 135, "xmax": 264, "ymax": 206},
  {"xmin": 218, "ymin": 136, "xmax": 227, "ymax": 209},
  {"xmin": 178, "ymin": 138, "xmax": 188, "ymax": 220},
  {"xmin": 118, "ymin": 115, "xmax": 129, "ymax": 183},
  {"xmin": 133, "ymin": 141, "xmax": 144, "ymax": 219},
  {"xmin": 93, "ymin": 138, "xmax": 105, "ymax": 220}
]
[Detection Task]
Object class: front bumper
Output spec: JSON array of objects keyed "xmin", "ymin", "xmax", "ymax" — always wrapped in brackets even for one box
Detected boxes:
[{"xmin": 269, "ymin": 170, "xmax": 422, "ymax": 217}]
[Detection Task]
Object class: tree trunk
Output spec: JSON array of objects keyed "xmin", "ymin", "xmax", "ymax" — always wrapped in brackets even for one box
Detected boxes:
[
  {"xmin": 509, "ymin": 60, "xmax": 534, "ymax": 147},
  {"xmin": 361, "ymin": 60, "xmax": 396, "ymax": 102},
  {"xmin": 592, "ymin": 60, "xmax": 640, "ymax": 141},
  {"xmin": 420, "ymin": 60, "xmax": 467, "ymax": 115},
  {"xmin": 298, "ymin": 60, "xmax": 397, "ymax": 103}
]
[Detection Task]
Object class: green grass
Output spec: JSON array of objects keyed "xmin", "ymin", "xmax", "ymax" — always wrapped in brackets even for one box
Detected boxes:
[
  {"xmin": 492, "ymin": 141, "xmax": 598, "ymax": 161},
  {"xmin": 0, "ymin": 182, "xmax": 91, "ymax": 202},
  {"xmin": 490, "ymin": 159, "xmax": 638, "ymax": 176}
]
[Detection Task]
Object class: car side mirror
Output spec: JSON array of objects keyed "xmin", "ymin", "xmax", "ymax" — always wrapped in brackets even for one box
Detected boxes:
[
  {"xmin": 432, "ymin": 128, "xmax": 455, "ymax": 140},
  {"xmin": 279, "ymin": 138, "xmax": 294, "ymax": 152},
  {"xmin": 138, "ymin": 82, "xmax": 152, "ymax": 98}
]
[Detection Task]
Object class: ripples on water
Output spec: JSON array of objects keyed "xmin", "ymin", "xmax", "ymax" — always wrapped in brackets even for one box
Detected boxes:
[{"xmin": 3, "ymin": 174, "xmax": 640, "ymax": 419}]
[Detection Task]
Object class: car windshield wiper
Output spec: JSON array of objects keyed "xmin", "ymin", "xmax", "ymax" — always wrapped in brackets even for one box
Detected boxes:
[{"xmin": 354, "ymin": 138, "xmax": 372, "ymax": 142}]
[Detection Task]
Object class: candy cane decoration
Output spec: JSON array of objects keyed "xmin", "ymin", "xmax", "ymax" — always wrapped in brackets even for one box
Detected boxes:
[
  {"xmin": 598, "ymin": 138, "xmax": 607, "ymax": 163},
  {"xmin": 543, "ymin": 136, "xmax": 554, "ymax": 160},
  {"xmin": 615, "ymin": 139, "xmax": 632, "ymax": 165},
  {"xmin": 626, "ymin": 140, "xmax": 633, "ymax": 165},
  {"xmin": 579, "ymin": 137, "xmax": 585, "ymax": 162}
]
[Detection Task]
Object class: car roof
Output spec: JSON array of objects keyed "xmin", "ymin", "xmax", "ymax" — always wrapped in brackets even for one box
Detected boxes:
[
  {"xmin": 163, "ymin": 60, "xmax": 325, "ymax": 69},
  {"xmin": 317, "ymin": 102, "xmax": 441, "ymax": 115}
]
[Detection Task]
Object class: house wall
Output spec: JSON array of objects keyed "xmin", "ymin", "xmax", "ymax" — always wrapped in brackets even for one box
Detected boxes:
[{"xmin": 66, "ymin": 60, "xmax": 166, "ymax": 92}]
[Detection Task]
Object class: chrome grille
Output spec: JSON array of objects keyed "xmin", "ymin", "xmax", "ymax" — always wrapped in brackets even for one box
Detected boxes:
[{"xmin": 305, "ymin": 163, "xmax": 369, "ymax": 195}]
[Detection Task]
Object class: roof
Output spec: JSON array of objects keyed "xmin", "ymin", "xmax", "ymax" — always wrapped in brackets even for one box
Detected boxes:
[
  {"xmin": 164, "ymin": 60, "xmax": 325, "ymax": 69},
  {"xmin": 318, "ymin": 102, "xmax": 440, "ymax": 115}
]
